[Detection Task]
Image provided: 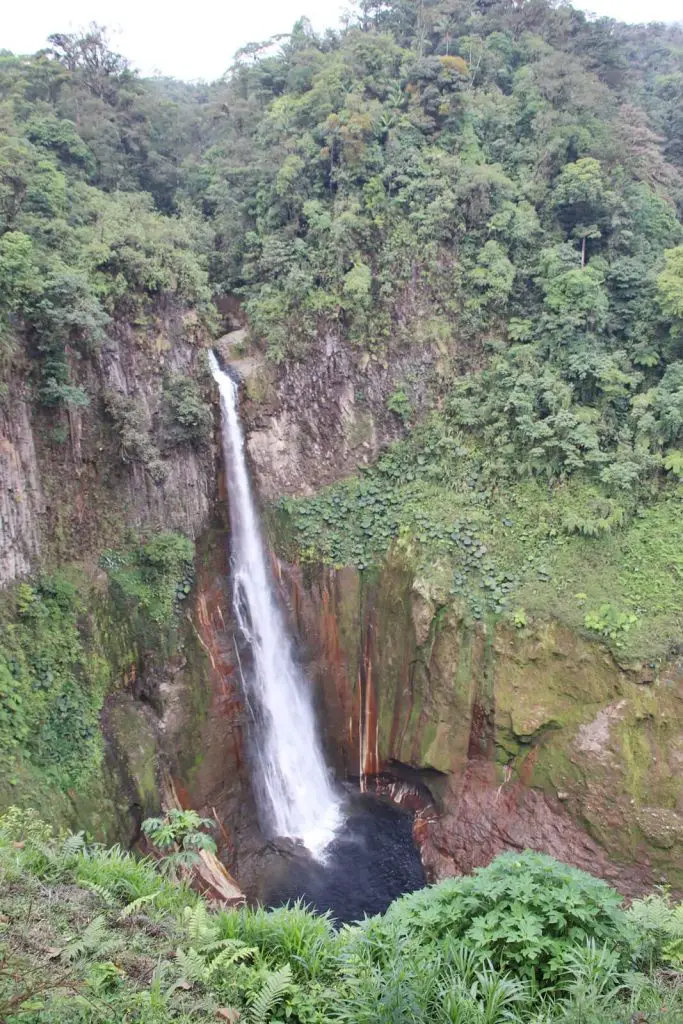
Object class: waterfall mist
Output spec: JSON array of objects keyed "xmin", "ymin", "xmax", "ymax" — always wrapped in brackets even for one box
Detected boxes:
[{"xmin": 209, "ymin": 351, "xmax": 341, "ymax": 856}]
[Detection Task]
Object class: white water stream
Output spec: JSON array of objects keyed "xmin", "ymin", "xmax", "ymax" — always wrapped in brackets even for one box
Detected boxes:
[{"xmin": 209, "ymin": 351, "xmax": 341, "ymax": 856}]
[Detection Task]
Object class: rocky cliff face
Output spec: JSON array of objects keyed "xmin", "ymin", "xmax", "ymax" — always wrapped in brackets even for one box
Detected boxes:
[
  {"xmin": 0, "ymin": 387, "xmax": 44, "ymax": 583},
  {"xmin": 98, "ymin": 522, "xmax": 259, "ymax": 878},
  {"xmin": 0, "ymin": 313, "xmax": 262, "ymax": 880},
  {"xmin": 275, "ymin": 554, "xmax": 683, "ymax": 894},
  {"xmin": 231, "ymin": 337, "xmax": 683, "ymax": 896},
  {"xmin": 218, "ymin": 328, "xmax": 475, "ymax": 501},
  {"xmin": 1, "ymin": 306, "xmax": 212, "ymax": 586}
]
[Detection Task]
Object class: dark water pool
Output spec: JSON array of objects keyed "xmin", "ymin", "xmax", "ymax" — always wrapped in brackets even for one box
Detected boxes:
[{"xmin": 261, "ymin": 790, "xmax": 425, "ymax": 924}]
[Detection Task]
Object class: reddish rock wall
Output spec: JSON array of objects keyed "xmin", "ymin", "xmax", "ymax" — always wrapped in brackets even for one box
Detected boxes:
[{"xmin": 277, "ymin": 552, "xmax": 683, "ymax": 895}]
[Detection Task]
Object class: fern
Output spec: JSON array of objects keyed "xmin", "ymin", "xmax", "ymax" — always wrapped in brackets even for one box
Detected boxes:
[
  {"xmin": 119, "ymin": 890, "xmax": 161, "ymax": 918},
  {"xmin": 627, "ymin": 893, "xmax": 683, "ymax": 969},
  {"xmin": 60, "ymin": 916, "xmax": 120, "ymax": 963},
  {"xmin": 173, "ymin": 947, "xmax": 208, "ymax": 989},
  {"xmin": 80, "ymin": 879, "xmax": 118, "ymax": 907},
  {"xmin": 248, "ymin": 964, "xmax": 292, "ymax": 1024},
  {"xmin": 60, "ymin": 831, "xmax": 87, "ymax": 857},
  {"xmin": 207, "ymin": 941, "xmax": 257, "ymax": 976},
  {"xmin": 183, "ymin": 901, "xmax": 218, "ymax": 948}
]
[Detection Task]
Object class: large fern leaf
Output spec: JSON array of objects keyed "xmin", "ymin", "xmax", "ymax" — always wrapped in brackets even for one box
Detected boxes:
[
  {"xmin": 80, "ymin": 879, "xmax": 118, "ymax": 907},
  {"xmin": 61, "ymin": 915, "xmax": 116, "ymax": 962},
  {"xmin": 208, "ymin": 942, "xmax": 257, "ymax": 976},
  {"xmin": 119, "ymin": 890, "xmax": 161, "ymax": 919},
  {"xmin": 183, "ymin": 902, "xmax": 218, "ymax": 948},
  {"xmin": 174, "ymin": 947, "xmax": 208, "ymax": 988},
  {"xmin": 248, "ymin": 964, "xmax": 292, "ymax": 1024}
]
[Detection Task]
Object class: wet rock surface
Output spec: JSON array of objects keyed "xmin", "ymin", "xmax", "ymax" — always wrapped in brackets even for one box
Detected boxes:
[{"xmin": 417, "ymin": 762, "xmax": 652, "ymax": 898}]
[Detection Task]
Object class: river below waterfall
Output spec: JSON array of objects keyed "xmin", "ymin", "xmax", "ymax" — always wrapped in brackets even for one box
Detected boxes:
[{"xmin": 259, "ymin": 789, "xmax": 425, "ymax": 924}]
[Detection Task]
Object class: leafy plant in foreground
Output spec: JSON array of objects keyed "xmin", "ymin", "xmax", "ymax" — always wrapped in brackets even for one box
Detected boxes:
[
  {"xmin": 142, "ymin": 808, "xmax": 217, "ymax": 879},
  {"xmin": 369, "ymin": 851, "xmax": 626, "ymax": 990}
]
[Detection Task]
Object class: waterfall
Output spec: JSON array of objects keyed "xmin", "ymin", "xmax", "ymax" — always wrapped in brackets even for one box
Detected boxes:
[{"xmin": 208, "ymin": 351, "xmax": 341, "ymax": 856}]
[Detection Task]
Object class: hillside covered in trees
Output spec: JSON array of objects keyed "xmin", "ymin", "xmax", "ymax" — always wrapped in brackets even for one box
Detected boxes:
[
  {"xmin": 1, "ymin": 3, "xmax": 683, "ymax": 1021},
  {"xmin": 2, "ymin": 5, "xmax": 683, "ymax": 642},
  {"xmin": 3, "ymin": 2, "xmax": 683, "ymax": 453}
]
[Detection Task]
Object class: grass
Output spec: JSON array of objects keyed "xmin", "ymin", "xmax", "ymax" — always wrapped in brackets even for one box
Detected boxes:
[{"xmin": 1, "ymin": 811, "xmax": 681, "ymax": 1024}]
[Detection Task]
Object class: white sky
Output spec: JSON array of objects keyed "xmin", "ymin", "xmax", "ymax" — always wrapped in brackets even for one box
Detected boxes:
[{"xmin": 2, "ymin": 1, "xmax": 681, "ymax": 82}]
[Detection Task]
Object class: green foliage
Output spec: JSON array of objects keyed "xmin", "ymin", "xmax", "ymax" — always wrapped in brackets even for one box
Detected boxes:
[
  {"xmin": 174, "ymin": 0, "xmax": 683, "ymax": 512},
  {"xmin": 662, "ymin": 448, "xmax": 683, "ymax": 477},
  {"xmin": 369, "ymin": 851, "xmax": 625, "ymax": 989},
  {"xmin": 142, "ymin": 809, "xmax": 217, "ymax": 879},
  {"xmin": 143, "ymin": 808, "xmax": 215, "ymax": 851},
  {"xmin": 625, "ymin": 891, "xmax": 683, "ymax": 971},
  {"xmin": 0, "ymin": 27, "xmax": 218, "ymax": 401},
  {"xmin": 103, "ymin": 388, "xmax": 166, "ymax": 481},
  {"xmin": 1, "ymin": 818, "xmax": 682, "ymax": 1024},
  {"xmin": 0, "ymin": 530, "xmax": 194, "ymax": 805},
  {"xmin": 248, "ymin": 964, "xmax": 293, "ymax": 1024},
  {"xmin": 657, "ymin": 247, "xmax": 683, "ymax": 335},
  {"xmin": 0, "ymin": 805, "xmax": 53, "ymax": 844},
  {"xmin": 0, "ymin": 574, "xmax": 107, "ymax": 786},
  {"xmin": 512, "ymin": 608, "xmax": 527, "ymax": 629},
  {"xmin": 162, "ymin": 374, "xmax": 212, "ymax": 448},
  {"xmin": 101, "ymin": 532, "xmax": 195, "ymax": 631},
  {"xmin": 583, "ymin": 603, "xmax": 638, "ymax": 644},
  {"xmin": 275, "ymin": 411, "xmax": 683, "ymax": 656},
  {"xmin": 386, "ymin": 386, "xmax": 411, "ymax": 423}
]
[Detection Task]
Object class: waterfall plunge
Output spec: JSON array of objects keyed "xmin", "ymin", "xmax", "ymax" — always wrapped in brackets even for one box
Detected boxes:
[{"xmin": 209, "ymin": 352, "xmax": 341, "ymax": 856}]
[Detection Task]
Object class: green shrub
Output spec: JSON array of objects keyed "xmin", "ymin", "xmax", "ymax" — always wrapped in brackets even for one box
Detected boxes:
[
  {"xmin": 216, "ymin": 902, "xmax": 337, "ymax": 984},
  {"xmin": 101, "ymin": 532, "xmax": 195, "ymax": 630},
  {"xmin": 163, "ymin": 374, "xmax": 212, "ymax": 449},
  {"xmin": 583, "ymin": 603, "xmax": 638, "ymax": 644},
  {"xmin": 142, "ymin": 809, "xmax": 217, "ymax": 879},
  {"xmin": 369, "ymin": 851, "xmax": 625, "ymax": 989},
  {"xmin": 0, "ymin": 805, "xmax": 53, "ymax": 844},
  {"xmin": 387, "ymin": 387, "xmax": 412, "ymax": 423},
  {"xmin": 103, "ymin": 388, "xmax": 167, "ymax": 481}
]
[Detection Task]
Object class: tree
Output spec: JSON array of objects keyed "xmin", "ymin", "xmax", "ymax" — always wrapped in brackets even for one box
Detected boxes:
[
  {"xmin": 46, "ymin": 25, "xmax": 132, "ymax": 99},
  {"xmin": 551, "ymin": 158, "xmax": 613, "ymax": 267},
  {"xmin": 657, "ymin": 247, "xmax": 683, "ymax": 337}
]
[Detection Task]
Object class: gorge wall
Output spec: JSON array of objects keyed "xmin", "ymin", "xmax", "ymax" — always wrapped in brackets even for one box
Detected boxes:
[
  {"xmin": 278, "ymin": 556, "xmax": 683, "ymax": 894},
  {"xmin": 239, "ymin": 333, "xmax": 683, "ymax": 895},
  {"xmin": 0, "ymin": 312, "xmax": 259, "ymax": 882},
  {"xmin": 2, "ymin": 317, "xmax": 682, "ymax": 897}
]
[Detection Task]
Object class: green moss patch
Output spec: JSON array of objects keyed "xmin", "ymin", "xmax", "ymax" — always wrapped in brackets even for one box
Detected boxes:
[{"xmin": 0, "ymin": 532, "xmax": 195, "ymax": 828}]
